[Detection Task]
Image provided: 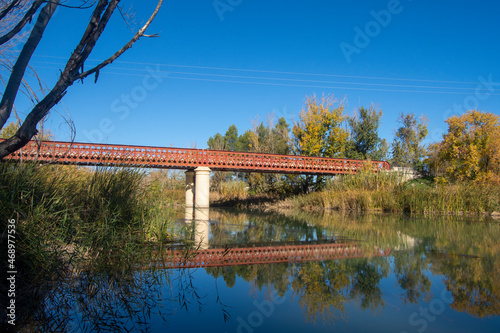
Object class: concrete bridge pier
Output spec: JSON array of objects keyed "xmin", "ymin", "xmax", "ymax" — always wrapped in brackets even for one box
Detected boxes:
[
  {"xmin": 194, "ymin": 218, "xmax": 210, "ymax": 249},
  {"xmin": 185, "ymin": 167, "xmax": 211, "ymax": 221},
  {"xmin": 184, "ymin": 170, "xmax": 195, "ymax": 220},
  {"xmin": 194, "ymin": 167, "xmax": 211, "ymax": 220},
  {"xmin": 184, "ymin": 167, "xmax": 210, "ymax": 249}
]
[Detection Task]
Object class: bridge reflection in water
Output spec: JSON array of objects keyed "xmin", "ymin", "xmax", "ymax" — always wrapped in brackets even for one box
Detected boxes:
[{"xmin": 162, "ymin": 215, "xmax": 391, "ymax": 269}]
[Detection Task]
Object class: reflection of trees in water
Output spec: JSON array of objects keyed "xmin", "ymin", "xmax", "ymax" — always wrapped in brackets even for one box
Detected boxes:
[
  {"xmin": 201, "ymin": 210, "xmax": 500, "ymax": 321},
  {"xmin": 393, "ymin": 251, "xmax": 432, "ymax": 304},
  {"xmin": 210, "ymin": 209, "xmax": 332, "ymax": 246},
  {"xmin": 206, "ymin": 257, "xmax": 391, "ymax": 324},
  {"xmin": 428, "ymin": 253, "xmax": 500, "ymax": 318},
  {"xmin": 206, "ymin": 263, "xmax": 290, "ymax": 297},
  {"xmin": 29, "ymin": 210, "xmax": 498, "ymax": 330},
  {"xmin": 292, "ymin": 258, "xmax": 389, "ymax": 323},
  {"xmin": 348, "ymin": 257, "xmax": 390, "ymax": 311},
  {"xmin": 292, "ymin": 261, "xmax": 350, "ymax": 324}
]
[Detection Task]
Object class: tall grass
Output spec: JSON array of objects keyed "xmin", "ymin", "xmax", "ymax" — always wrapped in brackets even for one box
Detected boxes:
[
  {"xmin": 0, "ymin": 162, "xmax": 181, "ymax": 326},
  {"xmin": 395, "ymin": 183, "xmax": 500, "ymax": 214},
  {"xmin": 287, "ymin": 170, "xmax": 500, "ymax": 214},
  {"xmin": 326, "ymin": 170, "xmax": 401, "ymax": 192},
  {"xmin": 213, "ymin": 180, "xmax": 249, "ymax": 200}
]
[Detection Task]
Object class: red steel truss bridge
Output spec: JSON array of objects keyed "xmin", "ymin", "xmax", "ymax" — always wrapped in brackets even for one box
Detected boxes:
[
  {"xmin": 160, "ymin": 242, "xmax": 391, "ymax": 269},
  {"xmin": 1, "ymin": 140, "xmax": 390, "ymax": 175}
]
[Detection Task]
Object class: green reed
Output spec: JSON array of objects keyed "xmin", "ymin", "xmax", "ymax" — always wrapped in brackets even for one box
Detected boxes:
[{"xmin": 0, "ymin": 161, "xmax": 181, "ymax": 327}]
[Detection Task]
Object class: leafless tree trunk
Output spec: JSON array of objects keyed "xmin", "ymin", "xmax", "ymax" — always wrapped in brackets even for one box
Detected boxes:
[{"xmin": 0, "ymin": 0, "xmax": 163, "ymax": 159}]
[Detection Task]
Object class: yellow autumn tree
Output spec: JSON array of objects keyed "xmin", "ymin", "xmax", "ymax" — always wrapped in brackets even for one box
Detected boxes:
[
  {"xmin": 292, "ymin": 94, "xmax": 349, "ymax": 158},
  {"xmin": 430, "ymin": 110, "xmax": 500, "ymax": 184}
]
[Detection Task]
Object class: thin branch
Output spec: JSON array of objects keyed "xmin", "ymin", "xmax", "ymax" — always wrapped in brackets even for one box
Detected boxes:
[
  {"xmin": 0, "ymin": 0, "xmax": 22, "ymax": 22},
  {"xmin": 0, "ymin": 0, "xmax": 58, "ymax": 129},
  {"xmin": 75, "ymin": 0, "xmax": 163, "ymax": 81},
  {"xmin": 0, "ymin": 56, "xmax": 47, "ymax": 107},
  {"xmin": 0, "ymin": 0, "xmax": 45, "ymax": 46},
  {"xmin": 117, "ymin": 3, "xmax": 137, "ymax": 32},
  {"xmin": 55, "ymin": 0, "xmax": 97, "ymax": 10}
]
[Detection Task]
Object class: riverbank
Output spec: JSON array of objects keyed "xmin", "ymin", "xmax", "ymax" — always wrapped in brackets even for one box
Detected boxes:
[{"xmin": 211, "ymin": 173, "xmax": 500, "ymax": 216}]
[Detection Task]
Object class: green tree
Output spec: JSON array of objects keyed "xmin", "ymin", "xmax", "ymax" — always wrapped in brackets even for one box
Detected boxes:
[
  {"xmin": 245, "ymin": 115, "xmax": 291, "ymax": 193},
  {"xmin": 0, "ymin": 120, "xmax": 53, "ymax": 140},
  {"xmin": 207, "ymin": 132, "xmax": 229, "ymax": 188},
  {"xmin": 347, "ymin": 106, "xmax": 386, "ymax": 160},
  {"xmin": 0, "ymin": 121, "xmax": 18, "ymax": 139},
  {"xmin": 273, "ymin": 117, "xmax": 291, "ymax": 155},
  {"xmin": 370, "ymin": 139, "xmax": 389, "ymax": 162},
  {"xmin": 207, "ymin": 132, "xmax": 226, "ymax": 150},
  {"xmin": 224, "ymin": 124, "xmax": 239, "ymax": 151},
  {"xmin": 235, "ymin": 129, "xmax": 252, "ymax": 152},
  {"xmin": 391, "ymin": 113, "xmax": 428, "ymax": 169}
]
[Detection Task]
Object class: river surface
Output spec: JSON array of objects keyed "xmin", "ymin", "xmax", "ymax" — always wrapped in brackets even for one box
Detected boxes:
[{"xmin": 40, "ymin": 209, "xmax": 500, "ymax": 332}]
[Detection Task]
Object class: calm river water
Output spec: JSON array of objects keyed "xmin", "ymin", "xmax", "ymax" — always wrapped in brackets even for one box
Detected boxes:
[{"xmin": 40, "ymin": 209, "xmax": 500, "ymax": 332}]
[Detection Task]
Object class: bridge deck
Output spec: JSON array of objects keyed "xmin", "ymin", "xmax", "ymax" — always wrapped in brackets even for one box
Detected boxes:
[{"xmin": 2, "ymin": 140, "xmax": 390, "ymax": 175}]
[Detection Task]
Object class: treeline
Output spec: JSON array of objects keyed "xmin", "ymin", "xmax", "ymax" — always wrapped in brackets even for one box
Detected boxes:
[{"xmin": 208, "ymin": 94, "xmax": 500, "ymax": 195}]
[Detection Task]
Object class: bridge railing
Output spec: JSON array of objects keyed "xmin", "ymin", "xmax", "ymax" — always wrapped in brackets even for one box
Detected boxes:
[
  {"xmin": 154, "ymin": 243, "xmax": 392, "ymax": 269},
  {"xmin": 1, "ymin": 139, "xmax": 391, "ymax": 175}
]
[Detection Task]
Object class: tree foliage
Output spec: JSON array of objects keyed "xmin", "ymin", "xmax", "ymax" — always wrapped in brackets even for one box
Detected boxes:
[
  {"xmin": 207, "ymin": 116, "xmax": 292, "ymax": 193},
  {"xmin": 252, "ymin": 115, "xmax": 290, "ymax": 155},
  {"xmin": 427, "ymin": 110, "xmax": 500, "ymax": 184},
  {"xmin": 293, "ymin": 94, "xmax": 349, "ymax": 158},
  {"xmin": 207, "ymin": 132, "xmax": 225, "ymax": 150},
  {"xmin": 346, "ymin": 105, "xmax": 387, "ymax": 161},
  {"xmin": 0, "ymin": 120, "xmax": 18, "ymax": 138},
  {"xmin": 224, "ymin": 124, "xmax": 239, "ymax": 151},
  {"xmin": 391, "ymin": 113, "xmax": 428, "ymax": 169},
  {"xmin": 246, "ymin": 115, "xmax": 291, "ymax": 193},
  {"xmin": 0, "ymin": 119, "xmax": 53, "ymax": 140}
]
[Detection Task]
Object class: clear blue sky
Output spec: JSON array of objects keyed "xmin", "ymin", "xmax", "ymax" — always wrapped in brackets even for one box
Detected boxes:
[{"xmin": 7, "ymin": 0, "xmax": 500, "ymax": 149}]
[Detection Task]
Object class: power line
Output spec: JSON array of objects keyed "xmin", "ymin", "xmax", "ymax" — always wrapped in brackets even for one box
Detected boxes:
[
  {"xmin": 31, "ymin": 54, "xmax": 500, "ymax": 85},
  {"xmin": 29, "ymin": 60, "xmax": 482, "ymax": 90},
  {"xmin": 161, "ymin": 76, "xmax": 500, "ymax": 95},
  {"xmin": 31, "ymin": 63, "xmax": 500, "ymax": 95}
]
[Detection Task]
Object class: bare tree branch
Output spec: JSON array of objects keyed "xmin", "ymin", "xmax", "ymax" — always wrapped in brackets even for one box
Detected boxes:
[
  {"xmin": 0, "ymin": 0, "xmax": 45, "ymax": 46},
  {"xmin": 56, "ymin": 0, "xmax": 97, "ymax": 10},
  {"xmin": 0, "ymin": 0, "xmax": 22, "ymax": 22},
  {"xmin": 0, "ymin": 0, "xmax": 57, "ymax": 129},
  {"xmin": 75, "ymin": 0, "xmax": 162, "ymax": 81}
]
